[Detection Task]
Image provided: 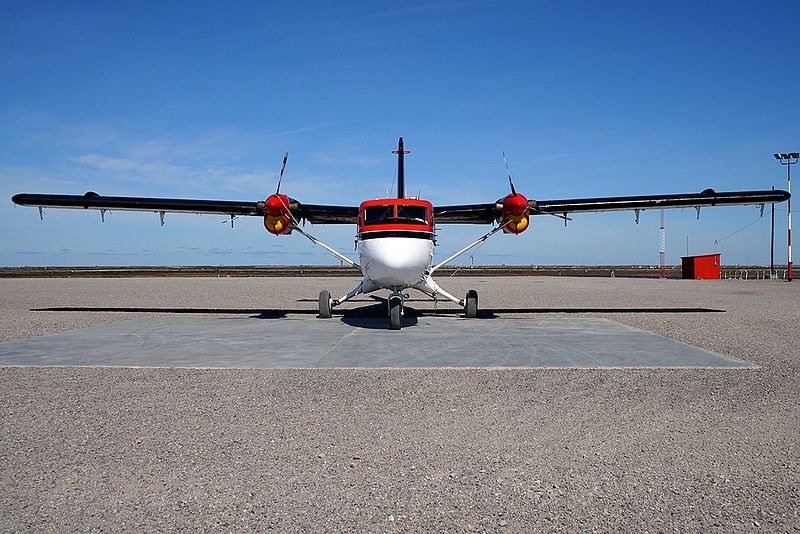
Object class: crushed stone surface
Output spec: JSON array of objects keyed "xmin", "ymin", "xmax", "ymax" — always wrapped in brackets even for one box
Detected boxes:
[{"xmin": 0, "ymin": 276, "xmax": 798, "ymax": 532}]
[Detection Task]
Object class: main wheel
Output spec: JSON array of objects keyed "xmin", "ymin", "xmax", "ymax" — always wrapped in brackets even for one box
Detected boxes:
[
  {"xmin": 319, "ymin": 290, "xmax": 332, "ymax": 318},
  {"xmin": 389, "ymin": 298, "xmax": 402, "ymax": 330},
  {"xmin": 465, "ymin": 289, "xmax": 478, "ymax": 318}
]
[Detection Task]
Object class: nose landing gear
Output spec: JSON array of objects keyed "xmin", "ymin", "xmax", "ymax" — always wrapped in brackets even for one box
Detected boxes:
[{"xmin": 388, "ymin": 292, "xmax": 405, "ymax": 330}]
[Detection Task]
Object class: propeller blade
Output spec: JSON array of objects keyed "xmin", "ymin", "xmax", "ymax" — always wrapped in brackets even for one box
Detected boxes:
[
  {"xmin": 502, "ymin": 151, "xmax": 517, "ymax": 196},
  {"xmin": 276, "ymin": 151, "xmax": 289, "ymax": 194}
]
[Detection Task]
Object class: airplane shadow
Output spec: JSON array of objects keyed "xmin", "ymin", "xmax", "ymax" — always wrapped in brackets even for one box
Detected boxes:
[
  {"xmin": 336, "ymin": 302, "xmax": 420, "ymax": 329},
  {"xmin": 33, "ymin": 306, "xmax": 725, "ymax": 316},
  {"xmin": 33, "ymin": 305, "xmax": 724, "ymax": 328}
]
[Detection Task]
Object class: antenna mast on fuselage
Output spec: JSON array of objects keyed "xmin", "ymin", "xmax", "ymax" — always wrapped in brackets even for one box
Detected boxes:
[{"xmin": 392, "ymin": 136, "xmax": 410, "ymax": 199}]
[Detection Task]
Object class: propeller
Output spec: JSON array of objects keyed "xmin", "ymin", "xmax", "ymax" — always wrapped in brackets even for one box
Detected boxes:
[
  {"xmin": 502, "ymin": 151, "xmax": 517, "ymax": 196},
  {"xmin": 501, "ymin": 151, "xmax": 572, "ymax": 225},
  {"xmin": 275, "ymin": 151, "xmax": 289, "ymax": 194}
]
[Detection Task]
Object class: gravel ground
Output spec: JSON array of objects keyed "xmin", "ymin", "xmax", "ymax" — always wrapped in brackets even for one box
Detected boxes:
[{"xmin": 0, "ymin": 276, "xmax": 798, "ymax": 532}]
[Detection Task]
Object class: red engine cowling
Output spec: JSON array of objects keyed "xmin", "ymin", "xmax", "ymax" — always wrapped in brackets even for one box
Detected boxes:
[
  {"xmin": 500, "ymin": 193, "xmax": 530, "ymax": 234},
  {"xmin": 263, "ymin": 194, "xmax": 292, "ymax": 235}
]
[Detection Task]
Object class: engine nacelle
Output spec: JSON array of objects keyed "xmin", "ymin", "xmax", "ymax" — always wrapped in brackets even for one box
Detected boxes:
[
  {"xmin": 499, "ymin": 193, "xmax": 530, "ymax": 234},
  {"xmin": 263, "ymin": 193, "xmax": 293, "ymax": 235}
]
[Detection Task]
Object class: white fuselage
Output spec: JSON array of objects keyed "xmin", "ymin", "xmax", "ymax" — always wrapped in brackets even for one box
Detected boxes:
[{"xmin": 358, "ymin": 237, "xmax": 434, "ymax": 290}]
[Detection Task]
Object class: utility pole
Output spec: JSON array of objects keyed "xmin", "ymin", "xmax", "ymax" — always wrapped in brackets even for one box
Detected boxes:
[{"xmin": 774, "ymin": 152, "xmax": 798, "ymax": 281}]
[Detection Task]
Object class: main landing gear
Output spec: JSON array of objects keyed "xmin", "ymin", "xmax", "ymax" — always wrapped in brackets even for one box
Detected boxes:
[
  {"xmin": 318, "ymin": 290, "xmax": 332, "ymax": 319},
  {"xmin": 317, "ymin": 280, "xmax": 379, "ymax": 320},
  {"xmin": 464, "ymin": 289, "xmax": 478, "ymax": 318}
]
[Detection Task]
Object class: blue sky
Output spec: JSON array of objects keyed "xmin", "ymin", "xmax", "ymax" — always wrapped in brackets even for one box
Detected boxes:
[{"xmin": 1, "ymin": 1, "xmax": 797, "ymax": 266}]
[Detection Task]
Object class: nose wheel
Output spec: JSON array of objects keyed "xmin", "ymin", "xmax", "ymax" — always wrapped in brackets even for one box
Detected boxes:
[{"xmin": 388, "ymin": 293, "xmax": 403, "ymax": 330}]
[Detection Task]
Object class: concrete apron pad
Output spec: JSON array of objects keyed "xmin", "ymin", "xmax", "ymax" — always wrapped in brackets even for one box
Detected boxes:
[
  {"xmin": 0, "ymin": 317, "xmax": 754, "ymax": 369},
  {"xmin": 0, "ymin": 316, "xmax": 752, "ymax": 369}
]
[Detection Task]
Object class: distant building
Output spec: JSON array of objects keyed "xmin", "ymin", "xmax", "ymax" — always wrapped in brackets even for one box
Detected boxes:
[{"xmin": 681, "ymin": 254, "xmax": 721, "ymax": 280}]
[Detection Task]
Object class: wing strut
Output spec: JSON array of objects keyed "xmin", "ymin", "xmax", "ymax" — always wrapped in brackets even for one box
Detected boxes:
[
  {"xmin": 274, "ymin": 195, "xmax": 360, "ymax": 269},
  {"xmin": 430, "ymin": 223, "xmax": 508, "ymax": 274}
]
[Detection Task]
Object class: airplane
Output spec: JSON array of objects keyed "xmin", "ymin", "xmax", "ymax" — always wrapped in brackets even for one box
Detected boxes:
[{"xmin": 12, "ymin": 137, "xmax": 790, "ymax": 329}]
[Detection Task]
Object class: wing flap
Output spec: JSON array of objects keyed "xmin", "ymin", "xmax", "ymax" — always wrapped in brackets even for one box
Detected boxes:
[
  {"xmin": 431, "ymin": 189, "xmax": 789, "ymax": 225},
  {"xmin": 295, "ymin": 204, "xmax": 359, "ymax": 224},
  {"xmin": 433, "ymin": 203, "xmax": 499, "ymax": 224},
  {"xmin": 12, "ymin": 192, "xmax": 263, "ymax": 216},
  {"xmin": 12, "ymin": 192, "xmax": 361, "ymax": 224},
  {"xmin": 533, "ymin": 189, "xmax": 790, "ymax": 214}
]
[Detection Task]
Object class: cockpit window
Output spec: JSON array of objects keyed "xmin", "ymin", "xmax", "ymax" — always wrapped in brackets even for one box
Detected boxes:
[
  {"xmin": 362, "ymin": 204, "xmax": 429, "ymax": 226},
  {"xmin": 396, "ymin": 205, "xmax": 428, "ymax": 225},
  {"xmin": 364, "ymin": 205, "xmax": 393, "ymax": 224}
]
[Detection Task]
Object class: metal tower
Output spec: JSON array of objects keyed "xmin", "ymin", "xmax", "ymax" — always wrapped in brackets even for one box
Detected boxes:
[{"xmin": 659, "ymin": 208, "xmax": 666, "ymax": 278}]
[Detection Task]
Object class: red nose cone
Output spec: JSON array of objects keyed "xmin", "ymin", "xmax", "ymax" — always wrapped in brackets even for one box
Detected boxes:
[
  {"xmin": 265, "ymin": 193, "xmax": 290, "ymax": 216},
  {"xmin": 503, "ymin": 193, "xmax": 528, "ymax": 216}
]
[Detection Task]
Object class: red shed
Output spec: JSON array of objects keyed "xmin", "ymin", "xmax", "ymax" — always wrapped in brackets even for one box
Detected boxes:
[{"xmin": 681, "ymin": 253, "xmax": 721, "ymax": 280}]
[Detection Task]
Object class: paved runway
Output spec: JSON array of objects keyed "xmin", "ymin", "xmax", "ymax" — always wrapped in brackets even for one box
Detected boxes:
[{"xmin": 0, "ymin": 315, "xmax": 750, "ymax": 368}]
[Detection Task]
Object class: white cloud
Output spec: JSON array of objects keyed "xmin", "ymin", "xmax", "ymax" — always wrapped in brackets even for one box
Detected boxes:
[{"xmin": 73, "ymin": 153, "xmax": 187, "ymax": 177}]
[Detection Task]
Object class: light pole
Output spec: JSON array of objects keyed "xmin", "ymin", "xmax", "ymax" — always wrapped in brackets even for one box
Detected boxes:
[
  {"xmin": 771, "ymin": 186, "xmax": 775, "ymax": 279},
  {"xmin": 774, "ymin": 152, "xmax": 799, "ymax": 281}
]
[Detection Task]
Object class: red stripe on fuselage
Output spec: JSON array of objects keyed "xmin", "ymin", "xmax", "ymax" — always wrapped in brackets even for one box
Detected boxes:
[{"xmin": 360, "ymin": 223, "xmax": 433, "ymax": 232}]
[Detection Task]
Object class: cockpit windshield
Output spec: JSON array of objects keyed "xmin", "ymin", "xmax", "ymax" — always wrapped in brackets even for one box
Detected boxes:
[
  {"xmin": 364, "ymin": 205, "xmax": 393, "ymax": 225},
  {"xmin": 362, "ymin": 203, "xmax": 430, "ymax": 226},
  {"xmin": 396, "ymin": 205, "xmax": 428, "ymax": 225}
]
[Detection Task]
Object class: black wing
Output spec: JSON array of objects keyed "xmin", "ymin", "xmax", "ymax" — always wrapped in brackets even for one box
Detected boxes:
[
  {"xmin": 434, "ymin": 189, "xmax": 790, "ymax": 224},
  {"xmin": 11, "ymin": 192, "xmax": 359, "ymax": 224},
  {"xmin": 534, "ymin": 189, "xmax": 789, "ymax": 214},
  {"xmin": 433, "ymin": 202, "xmax": 498, "ymax": 224},
  {"xmin": 294, "ymin": 203, "xmax": 358, "ymax": 224}
]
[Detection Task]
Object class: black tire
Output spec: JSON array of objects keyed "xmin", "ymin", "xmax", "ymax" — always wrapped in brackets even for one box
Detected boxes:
[
  {"xmin": 319, "ymin": 290, "xmax": 332, "ymax": 318},
  {"xmin": 465, "ymin": 289, "xmax": 478, "ymax": 318},
  {"xmin": 389, "ymin": 298, "xmax": 402, "ymax": 330}
]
